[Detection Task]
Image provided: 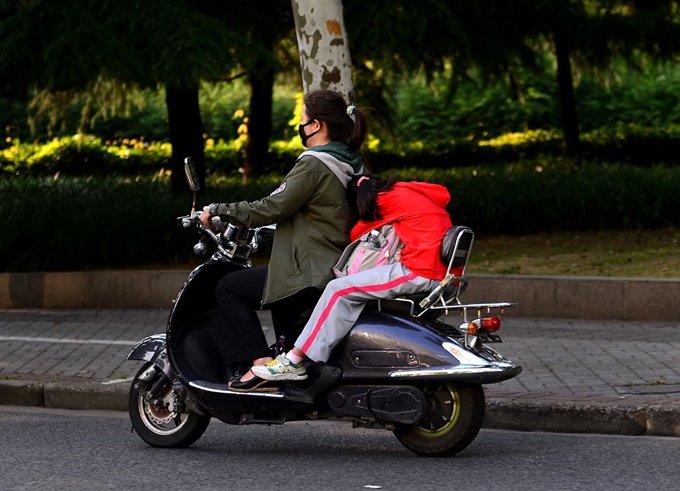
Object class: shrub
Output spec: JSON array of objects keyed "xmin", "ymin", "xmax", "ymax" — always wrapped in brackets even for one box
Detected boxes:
[
  {"xmin": 5, "ymin": 125, "xmax": 680, "ymax": 178},
  {"xmin": 2, "ymin": 162, "xmax": 680, "ymax": 272}
]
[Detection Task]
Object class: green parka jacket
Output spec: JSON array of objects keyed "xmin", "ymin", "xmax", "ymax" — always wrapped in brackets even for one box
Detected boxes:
[{"xmin": 211, "ymin": 143, "xmax": 364, "ymax": 306}]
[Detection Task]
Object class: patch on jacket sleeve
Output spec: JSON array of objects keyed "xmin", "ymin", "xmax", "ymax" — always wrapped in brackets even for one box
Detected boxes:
[{"xmin": 270, "ymin": 181, "xmax": 287, "ymax": 196}]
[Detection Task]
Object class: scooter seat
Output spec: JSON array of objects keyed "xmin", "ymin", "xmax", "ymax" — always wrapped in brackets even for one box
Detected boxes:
[
  {"xmin": 367, "ymin": 226, "xmax": 474, "ymax": 319},
  {"xmin": 366, "ymin": 296, "xmax": 443, "ymax": 320}
]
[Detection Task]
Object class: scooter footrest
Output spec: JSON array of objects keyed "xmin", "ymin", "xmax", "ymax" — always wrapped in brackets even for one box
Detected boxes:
[
  {"xmin": 328, "ymin": 385, "xmax": 426, "ymax": 425},
  {"xmin": 239, "ymin": 413, "xmax": 286, "ymax": 425}
]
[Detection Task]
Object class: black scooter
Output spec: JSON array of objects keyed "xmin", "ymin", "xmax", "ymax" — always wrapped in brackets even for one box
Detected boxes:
[{"xmin": 126, "ymin": 159, "xmax": 521, "ymax": 457}]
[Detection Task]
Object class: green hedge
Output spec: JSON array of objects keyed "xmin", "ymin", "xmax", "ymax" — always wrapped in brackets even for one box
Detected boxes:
[
  {"xmin": 2, "ymin": 161, "xmax": 679, "ymax": 272},
  {"xmin": 0, "ymin": 174, "xmax": 282, "ymax": 272},
  {"xmin": 4, "ymin": 126, "xmax": 680, "ymax": 179}
]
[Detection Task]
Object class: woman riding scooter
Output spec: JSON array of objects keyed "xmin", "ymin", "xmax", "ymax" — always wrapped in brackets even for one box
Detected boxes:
[{"xmin": 199, "ymin": 90, "xmax": 369, "ymax": 391}]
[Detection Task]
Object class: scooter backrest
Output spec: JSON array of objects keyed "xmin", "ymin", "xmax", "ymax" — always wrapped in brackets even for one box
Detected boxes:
[
  {"xmin": 369, "ymin": 226, "xmax": 475, "ymax": 319},
  {"xmin": 441, "ymin": 226, "xmax": 474, "ymax": 274}
]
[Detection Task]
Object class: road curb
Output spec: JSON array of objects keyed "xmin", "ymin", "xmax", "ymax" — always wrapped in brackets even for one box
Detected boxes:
[
  {"xmin": 645, "ymin": 404, "xmax": 680, "ymax": 436},
  {"xmin": 0, "ymin": 380, "xmax": 128, "ymax": 411},
  {"xmin": 2, "ymin": 380, "xmax": 678, "ymax": 437},
  {"xmin": 0, "ymin": 380, "xmax": 45, "ymax": 407},
  {"xmin": 484, "ymin": 398, "xmax": 647, "ymax": 436},
  {"xmin": 485, "ymin": 397, "xmax": 680, "ymax": 437},
  {"xmin": 43, "ymin": 382, "xmax": 128, "ymax": 412},
  {"xmin": 3, "ymin": 271, "xmax": 680, "ymax": 321}
]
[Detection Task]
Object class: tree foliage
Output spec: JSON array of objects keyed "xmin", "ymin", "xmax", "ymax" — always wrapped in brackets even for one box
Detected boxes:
[
  {"xmin": 0, "ymin": 0, "xmax": 248, "ymax": 190},
  {"xmin": 343, "ymin": 1, "xmax": 680, "ymax": 154},
  {"xmin": 0, "ymin": 0, "xmax": 242, "ymax": 92},
  {"xmin": 3, "ymin": 0, "xmax": 680, "ymax": 179}
]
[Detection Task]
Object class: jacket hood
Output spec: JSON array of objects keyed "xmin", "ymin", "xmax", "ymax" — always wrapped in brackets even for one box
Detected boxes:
[
  {"xmin": 393, "ymin": 181, "xmax": 451, "ymax": 208},
  {"xmin": 298, "ymin": 142, "xmax": 365, "ymax": 188},
  {"xmin": 304, "ymin": 142, "xmax": 364, "ymax": 173}
]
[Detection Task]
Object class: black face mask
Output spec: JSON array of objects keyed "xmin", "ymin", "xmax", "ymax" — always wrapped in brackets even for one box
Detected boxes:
[{"xmin": 298, "ymin": 120, "xmax": 319, "ymax": 147}]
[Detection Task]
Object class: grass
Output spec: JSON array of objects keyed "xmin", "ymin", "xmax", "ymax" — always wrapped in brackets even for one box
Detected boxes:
[
  {"xmin": 130, "ymin": 227, "xmax": 680, "ymax": 279},
  {"xmin": 159, "ymin": 227, "xmax": 680, "ymax": 279},
  {"xmin": 3, "ymin": 172, "xmax": 679, "ymax": 276},
  {"xmin": 468, "ymin": 226, "xmax": 680, "ymax": 278}
]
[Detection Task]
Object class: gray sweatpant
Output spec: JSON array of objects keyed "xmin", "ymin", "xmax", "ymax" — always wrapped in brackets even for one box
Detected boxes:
[{"xmin": 294, "ymin": 263, "xmax": 437, "ymax": 362}]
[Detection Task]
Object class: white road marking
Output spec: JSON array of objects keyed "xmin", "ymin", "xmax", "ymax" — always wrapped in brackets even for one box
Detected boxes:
[
  {"xmin": 0, "ymin": 336, "xmax": 137, "ymax": 346},
  {"xmin": 101, "ymin": 379, "xmax": 133, "ymax": 385}
]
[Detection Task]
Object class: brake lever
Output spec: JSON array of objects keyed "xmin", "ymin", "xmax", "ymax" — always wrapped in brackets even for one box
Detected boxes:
[
  {"xmin": 211, "ymin": 216, "xmax": 227, "ymax": 234},
  {"xmin": 177, "ymin": 215, "xmax": 194, "ymax": 228}
]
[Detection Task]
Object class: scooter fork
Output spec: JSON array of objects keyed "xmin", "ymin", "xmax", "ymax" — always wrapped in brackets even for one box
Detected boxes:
[{"xmin": 130, "ymin": 343, "xmax": 175, "ymax": 406}]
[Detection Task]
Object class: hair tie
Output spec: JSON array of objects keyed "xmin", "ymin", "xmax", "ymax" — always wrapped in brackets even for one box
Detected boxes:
[
  {"xmin": 357, "ymin": 176, "xmax": 370, "ymax": 186},
  {"xmin": 346, "ymin": 105, "xmax": 355, "ymax": 116}
]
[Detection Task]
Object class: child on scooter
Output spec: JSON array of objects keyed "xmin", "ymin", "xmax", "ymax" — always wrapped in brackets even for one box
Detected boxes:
[{"xmin": 251, "ymin": 174, "xmax": 455, "ymax": 382}]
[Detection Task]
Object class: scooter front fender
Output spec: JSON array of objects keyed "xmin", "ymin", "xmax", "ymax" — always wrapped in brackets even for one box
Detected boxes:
[
  {"xmin": 127, "ymin": 334, "xmax": 175, "ymax": 381},
  {"xmin": 126, "ymin": 334, "xmax": 167, "ymax": 362}
]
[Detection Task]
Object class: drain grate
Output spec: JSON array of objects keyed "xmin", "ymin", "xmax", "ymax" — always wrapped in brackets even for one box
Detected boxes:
[{"xmin": 623, "ymin": 383, "xmax": 680, "ymax": 395}]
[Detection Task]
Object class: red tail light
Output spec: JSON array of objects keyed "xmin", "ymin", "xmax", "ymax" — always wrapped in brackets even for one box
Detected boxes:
[
  {"xmin": 462, "ymin": 316, "xmax": 502, "ymax": 335},
  {"xmin": 482, "ymin": 316, "xmax": 501, "ymax": 332}
]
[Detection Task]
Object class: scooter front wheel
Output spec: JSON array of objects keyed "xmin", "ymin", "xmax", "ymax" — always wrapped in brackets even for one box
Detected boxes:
[
  {"xmin": 393, "ymin": 381, "xmax": 484, "ymax": 457},
  {"xmin": 129, "ymin": 363, "xmax": 211, "ymax": 448}
]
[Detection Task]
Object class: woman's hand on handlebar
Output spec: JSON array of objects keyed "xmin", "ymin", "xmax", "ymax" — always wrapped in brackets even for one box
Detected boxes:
[{"xmin": 200, "ymin": 207, "xmax": 212, "ymax": 228}]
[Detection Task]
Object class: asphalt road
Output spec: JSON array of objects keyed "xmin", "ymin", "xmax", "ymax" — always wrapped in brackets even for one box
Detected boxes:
[
  {"xmin": 1, "ymin": 406, "xmax": 679, "ymax": 491},
  {"xmin": 2, "ymin": 309, "xmax": 680, "ymax": 438}
]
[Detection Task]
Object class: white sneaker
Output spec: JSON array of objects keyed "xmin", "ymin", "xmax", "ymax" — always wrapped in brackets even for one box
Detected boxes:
[{"xmin": 251, "ymin": 354, "xmax": 307, "ymax": 381}]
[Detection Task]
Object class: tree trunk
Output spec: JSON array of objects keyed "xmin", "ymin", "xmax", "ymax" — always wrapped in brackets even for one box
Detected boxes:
[
  {"xmin": 165, "ymin": 86, "xmax": 205, "ymax": 195},
  {"xmin": 242, "ymin": 63, "xmax": 274, "ymax": 181},
  {"xmin": 290, "ymin": 0, "xmax": 355, "ymax": 102},
  {"xmin": 553, "ymin": 28, "xmax": 580, "ymax": 156}
]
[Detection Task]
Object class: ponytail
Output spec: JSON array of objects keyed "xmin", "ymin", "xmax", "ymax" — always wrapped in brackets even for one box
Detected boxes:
[
  {"xmin": 304, "ymin": 89, "xmax": 370, "ymax": 158},
  {"xmin": 346, "ymin": 105, "xmax": 368, "ymax": 154},
  {"xmin": 348, "ymin": 174, "xmax": 398, "ymax": 222}
]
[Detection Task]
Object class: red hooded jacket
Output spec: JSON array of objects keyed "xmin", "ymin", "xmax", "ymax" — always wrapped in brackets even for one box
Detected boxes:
[{"xmin": 350, "ymin": 181, "xmax": 454, "ymax": 280}]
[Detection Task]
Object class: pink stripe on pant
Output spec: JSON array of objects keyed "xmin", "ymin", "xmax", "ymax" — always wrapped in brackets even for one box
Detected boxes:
[{"xmin": 299, "ymin": 271, "xmax": 417, "ymax": 355}]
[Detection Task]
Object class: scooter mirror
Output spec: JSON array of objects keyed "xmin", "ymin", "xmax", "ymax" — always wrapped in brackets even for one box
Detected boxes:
[{"xmin": 184, "ymin": 158, "xmax": 201, "ymax": 192}]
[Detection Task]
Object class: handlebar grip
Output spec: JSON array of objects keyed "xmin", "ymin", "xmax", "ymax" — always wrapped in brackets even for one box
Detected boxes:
[{"xmin": 211, "ymin": 216, "xmax": 226, "ymax": 233}]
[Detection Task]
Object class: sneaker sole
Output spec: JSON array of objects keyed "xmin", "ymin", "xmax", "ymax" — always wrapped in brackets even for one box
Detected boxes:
[
  {"xmin": 251, "ymin": 367, "xmax": 308, "ymax": 381},
  {"xmin": 228, "ymin": 379, "xmax": 280, "ymax": 393}
]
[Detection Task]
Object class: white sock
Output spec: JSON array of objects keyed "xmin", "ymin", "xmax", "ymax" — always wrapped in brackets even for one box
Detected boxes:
[{"xmin": 285, "ymin": 351, "xmax": 304, "ymax": 365}]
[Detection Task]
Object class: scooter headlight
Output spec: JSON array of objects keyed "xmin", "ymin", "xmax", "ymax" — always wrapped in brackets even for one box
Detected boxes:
[{"xmin": 193, "ymin": 240, "xmax": 208, "ymax": 256}]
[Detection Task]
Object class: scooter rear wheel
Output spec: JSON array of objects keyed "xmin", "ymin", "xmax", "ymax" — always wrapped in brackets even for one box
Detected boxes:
[
  {"xmin": 129, "ymin": 363, "xmax": 211, "ymax": 448},
  {"xmin": 393, "ymin": 381, "xmax": 484, "ymax": 457}
]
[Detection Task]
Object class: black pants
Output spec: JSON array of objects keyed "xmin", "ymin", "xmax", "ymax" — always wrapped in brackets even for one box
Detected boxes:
[{"xmin": 215, "ymin": 266, "xmax": 322, "ymax": 364}]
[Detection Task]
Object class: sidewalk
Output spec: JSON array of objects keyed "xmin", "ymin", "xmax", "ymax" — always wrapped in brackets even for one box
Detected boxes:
[{"xmin": 0, "ymin": 308, "xmax": 679, "ymax": 437}]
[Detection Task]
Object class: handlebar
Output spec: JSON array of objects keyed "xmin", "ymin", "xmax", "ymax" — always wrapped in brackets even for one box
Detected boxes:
[{"xmin": 177, "ymin": 212, "xmax": 276, "ymax": 263}]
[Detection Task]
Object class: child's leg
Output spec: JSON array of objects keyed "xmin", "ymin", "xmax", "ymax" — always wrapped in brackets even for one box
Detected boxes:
[{"xmin": 295, "ymin": 264, "xmax": 435, "ymax": 363}]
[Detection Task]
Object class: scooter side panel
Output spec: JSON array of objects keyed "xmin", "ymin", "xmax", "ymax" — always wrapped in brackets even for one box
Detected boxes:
[
  {"xmin": 166, "ymin": 260, "xmax": 246, "ymax": 385},
  {"xmin": 330, "ymin": 310, "xmax": 520, "ymax": 383},
  {"xmin": 168, "ymin": 260, "xmax": 245, "ymax": 337},
  {"xmin": 170, "ymin": 310, "xmax": 234, "ymax": 384},
  {"xmin": 329, "ymin": 310, "xmax": 456, "ymax": 379}
]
